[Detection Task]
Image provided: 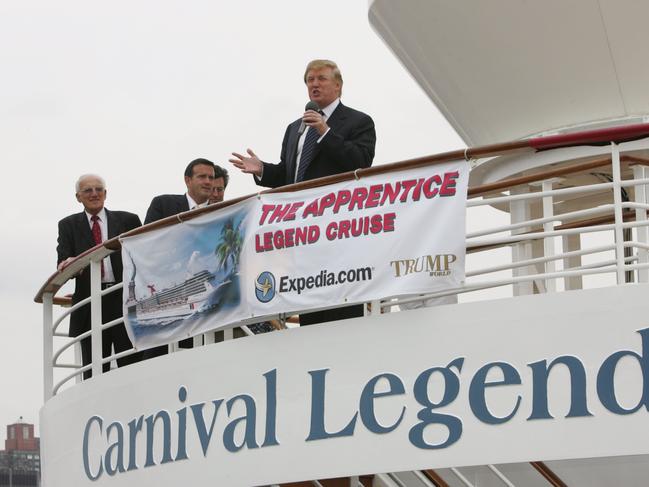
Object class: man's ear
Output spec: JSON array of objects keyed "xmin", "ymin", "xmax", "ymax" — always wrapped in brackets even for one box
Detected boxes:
[
  {"xmin": 184, "ymin": 175, "xmax": 191, "ymax": 189},
  {"xmin": 75, "ymin": 193, "xmax": 82, "ymax": 203}
]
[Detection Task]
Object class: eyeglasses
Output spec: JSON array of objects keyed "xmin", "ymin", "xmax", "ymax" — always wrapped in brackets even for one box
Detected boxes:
[
  {"xmin": 79, "ymin": 187, "xmax": 105, "ymax": 195},
  {"xmin": 213, "ymin": 187, "xmax": 225, "ymax": 193}
]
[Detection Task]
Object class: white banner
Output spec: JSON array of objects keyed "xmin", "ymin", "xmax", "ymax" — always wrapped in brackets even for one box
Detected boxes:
[{"xmin": 122, "ymin": 161, "xmax": 468, "ymax": 349}]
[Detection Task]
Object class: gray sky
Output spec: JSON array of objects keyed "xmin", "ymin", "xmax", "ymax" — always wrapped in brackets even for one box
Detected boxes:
[{"xmin": 0, "ymin": 0, "xmax": 463, "ymax": 434}]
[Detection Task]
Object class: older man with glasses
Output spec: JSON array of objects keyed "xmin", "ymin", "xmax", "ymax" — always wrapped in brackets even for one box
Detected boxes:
[{"xmin": 56, "ymin": 174, "xmax": 142, "ymax": 379}]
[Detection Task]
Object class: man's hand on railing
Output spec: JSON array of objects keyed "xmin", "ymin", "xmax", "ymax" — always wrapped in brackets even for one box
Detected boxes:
[{"xmin": 57, "ymin": 257, "xmax": 75, "ymax": 272}]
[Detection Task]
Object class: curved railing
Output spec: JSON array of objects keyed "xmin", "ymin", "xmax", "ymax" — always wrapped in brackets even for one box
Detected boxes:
[{"xmin": 36, "ymin": 124, "xmax": 649, "ymax": 402}]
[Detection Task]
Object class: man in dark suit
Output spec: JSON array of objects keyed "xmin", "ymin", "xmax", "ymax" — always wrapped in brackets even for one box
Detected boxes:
[
  {"xmin": 57, "ymin": 174, "xmax": 142, "ymax": 379},
  {"xmin": 144, "ymin": 158, "xmax": 218, "ymax": 224},
  {"xmin": 229, "ymin": 59, "xmax": 376, "ymax": 325}
]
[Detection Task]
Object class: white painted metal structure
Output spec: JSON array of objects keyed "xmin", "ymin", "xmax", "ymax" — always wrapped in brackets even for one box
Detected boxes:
[
  {"xmin": 36, "ymin": 1, "xmax": 649, "ymax": 485},
  {"xmin": 368, "ymin": 0, "xmax": 649, "ymax": 146}
]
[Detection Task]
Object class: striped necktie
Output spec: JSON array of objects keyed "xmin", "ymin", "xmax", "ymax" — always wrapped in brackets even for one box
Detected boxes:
[{"xmin": 295, "ymin": 114, "xmax": 323, "ymax": 182}]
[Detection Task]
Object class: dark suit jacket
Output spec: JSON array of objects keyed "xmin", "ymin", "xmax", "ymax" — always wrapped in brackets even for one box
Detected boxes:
[
  {"xmin": 258, "ymin": 102, "xmax": 376, "ymax": 188},
  {"xmin": 144, "ymin": 194, "xmax": 190, "ymax": 224},
  {"xmin": 56, "ymin": 209, "xmax": 142, "ymax": 337}
]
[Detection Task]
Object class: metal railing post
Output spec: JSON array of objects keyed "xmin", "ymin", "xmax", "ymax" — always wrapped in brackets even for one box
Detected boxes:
[
  {"xmin": 632, "ymin": 164, "xmax": 649, "ymax": 282},
  {"xmin": 510, "ymin": 186, "xmax": 534, "ymax": 295},
  {"xmin": 611, "ymin": 143, "xmax": 626, "ymax": 284},
  {"xmin": 371, "ymin": 299, "xmax": 381, "ymax": 316},
  {"xmin": 90, "ymin": 259, "xmax": 103, "ymax": 378},
  {"xmin": 42, "ymin": 293, "xmax": 54, "ymax": 401},
  {"xmin": 561, "ymin": 234, "xmax": 583, "ymax": 290},
  {"xmin": 542, "ymin": 180, "xmax": 557, "ymax": 292}
]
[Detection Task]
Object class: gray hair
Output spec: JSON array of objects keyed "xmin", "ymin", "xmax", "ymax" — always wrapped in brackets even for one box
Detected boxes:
[{"xmin": 75, "ymin": 174, "xmax": 106, "ymax": 193}]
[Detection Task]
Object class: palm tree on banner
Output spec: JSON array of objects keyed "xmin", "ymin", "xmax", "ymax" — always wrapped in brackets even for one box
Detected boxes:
[{"xmin": 214, "ymin": 218, "xmax": 243, "ymax": 274}]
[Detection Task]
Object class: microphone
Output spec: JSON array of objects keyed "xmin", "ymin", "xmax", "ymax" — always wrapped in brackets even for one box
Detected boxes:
[{"xmin": 298, "ymin": 100, "xmax": 321, "ymax": 135}]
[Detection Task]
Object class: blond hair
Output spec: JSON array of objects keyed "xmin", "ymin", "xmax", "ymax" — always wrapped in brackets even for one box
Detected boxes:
[{"xmin": 303, "ymin": 59, "xmax": 343, "ymax": 95}]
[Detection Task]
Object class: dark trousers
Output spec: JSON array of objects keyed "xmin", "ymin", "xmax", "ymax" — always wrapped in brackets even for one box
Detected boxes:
[
  {"xmin": 80, "ymin": 324, "xmax": 142, "ymax": 379},
  {"xmin": 299, "ymin": 304, "xmax": 365, "ymax": 326},
  {"xmin": 77, "ymin": 291, "xmax": 142, "ymax": 380}
]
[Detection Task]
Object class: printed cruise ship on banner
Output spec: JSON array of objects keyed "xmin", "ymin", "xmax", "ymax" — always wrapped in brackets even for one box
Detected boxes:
[
  {"xmin": 121, "ymin": 202, "xmax": 253, "ymax": 349},
  {"xmin": 122, "ymin": 161, "xmax": 468, "ymax": 350}
]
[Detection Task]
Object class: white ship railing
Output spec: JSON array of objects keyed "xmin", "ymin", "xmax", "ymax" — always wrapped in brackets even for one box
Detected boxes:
[{"xmin": 35, "ymin": 126, "xmax": 649, "ymax": 402}]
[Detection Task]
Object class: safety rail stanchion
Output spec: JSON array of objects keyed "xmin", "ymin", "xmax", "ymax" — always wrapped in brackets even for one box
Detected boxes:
[
  {"xmin": 632, "ymin": 164, "xmax": 649, "ymax": 282},
  {"xmin": 510, "ymin": 187, "xmax": 534, "ymax": 295},
  {"xmin": 542, "ymin": 179, "xmax": 557, "ymax": 292},
  {"xmin": 449, "ymin": 468, "xmax": 474, "ymax": 487},
  {"xmin": 42, "ymin": 292, "xmax": 54, "ymax": 401},
  {"xmin": 371, "ymin": 299, "xmax": 381, "ymax": 316},
  {"xmin": 204, "ymin": 331, "xmax": 216, "ymax": 345},
  {"xmin": 487, "ymin": 464, "xmax": 515, "ymax": 487},
  {"xmin": 561, "ymin": 232, "xmax": 584, "ymax": 290},
  {"xmin": 611, "ymin": 143, "xmax": 626, "ymax": 284},
  {"xmin": 90, "ymin": 259, "xmax": 103, "ymax": 378}
]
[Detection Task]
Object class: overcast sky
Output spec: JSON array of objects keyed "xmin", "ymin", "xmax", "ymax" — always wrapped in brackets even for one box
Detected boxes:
[{"xmin": 0, "ymin": 0, "xmax": 464, "ymax": 434}]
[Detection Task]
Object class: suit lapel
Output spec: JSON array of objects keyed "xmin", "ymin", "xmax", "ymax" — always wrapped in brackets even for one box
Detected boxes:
[
  {"xmin": 106, "ymin": 209, "xmax": 119, "ymax": 239},
  {"xmin": 287, "ymin": 119, "xmax": 302, "ymax": 181},
  {"xmin": 325, "ymin": 102, "xmax": 347, "ymax": 131},
  {"xmin": 76, "ymin": 212, "xmax": 96, "ymax": 250},
  {"xmin": 105, "ymin": 208, "xmax": 126, "ymax": 279},
  {"xmin": 179, "ymin": 195, "xmax": 190, "ymax": 213},
  {"xmin": 311, "ymin": 103, "xmax": 346, "ymax": 160}
]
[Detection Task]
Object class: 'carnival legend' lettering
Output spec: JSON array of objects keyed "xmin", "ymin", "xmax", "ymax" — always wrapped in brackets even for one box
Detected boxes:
[{"xmin": 82, "ymin": 328, "xmax": 649, "ymax": 480}]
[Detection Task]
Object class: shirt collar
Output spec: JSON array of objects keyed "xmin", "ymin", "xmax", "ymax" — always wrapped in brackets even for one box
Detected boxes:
[
  {"xmin": 320, "ymin": 98, "xmax": 340, "ymax": 119},
  {"xmin": 186, "ymin": 194, "xmax": 208, "ymax": 210},
  {"xmin": 85, "ymin": 207, "xmax": 107, "ymax": 225}
]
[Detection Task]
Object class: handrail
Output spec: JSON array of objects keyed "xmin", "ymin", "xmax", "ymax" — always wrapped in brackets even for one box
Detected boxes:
[
  {"xmin": 469, "ymin": 155, "xmax": 649, "ymax": 198},
  {"xmin": 469, "ymin": 155, "xmax": 611, "ymax": 198}
]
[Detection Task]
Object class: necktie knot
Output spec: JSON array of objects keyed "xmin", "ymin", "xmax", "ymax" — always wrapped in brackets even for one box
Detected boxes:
[{"xmin": 91, "ymin": 215, "xmax": 99, "ymax": 222}]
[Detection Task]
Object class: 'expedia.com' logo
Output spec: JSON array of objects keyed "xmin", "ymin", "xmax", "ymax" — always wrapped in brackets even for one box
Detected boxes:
[
  {"xmin": 255, "ymin": 271, "xmax": 276, "ymax": 302},
  {"xmin": 390, "ymin": 254, "xmax": 457, "ymax": 278}
]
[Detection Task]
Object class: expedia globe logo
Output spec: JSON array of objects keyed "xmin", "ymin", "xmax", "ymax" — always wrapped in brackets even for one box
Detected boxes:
[{"xmin": 255, "ymin": 271, "xmax": 276, "ymax": 303}]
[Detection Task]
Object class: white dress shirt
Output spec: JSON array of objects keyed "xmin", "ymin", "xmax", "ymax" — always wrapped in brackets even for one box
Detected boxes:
[{"xmin": 186, "ymin": 193, "xmax": 208, "ymax": 210}]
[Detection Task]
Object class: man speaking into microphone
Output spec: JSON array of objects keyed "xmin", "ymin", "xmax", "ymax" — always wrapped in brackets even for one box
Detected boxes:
[{"xmin": 230, "ymin": 59, "xmax": 376, "ymax": 325}]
